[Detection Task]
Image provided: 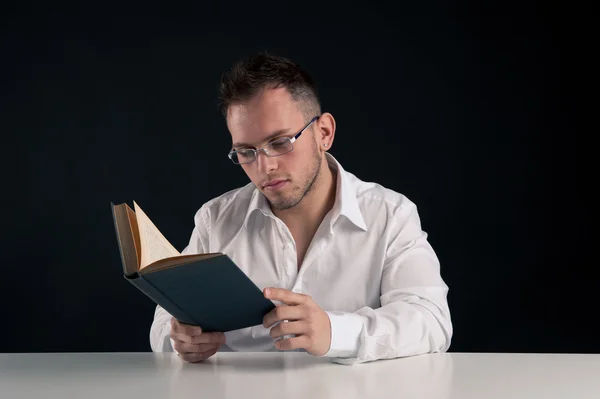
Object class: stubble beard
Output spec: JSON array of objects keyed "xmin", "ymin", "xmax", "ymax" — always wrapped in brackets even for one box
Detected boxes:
[{"xmin": 268, "ymin": 140, "xmax": 322, "ymax": 211}]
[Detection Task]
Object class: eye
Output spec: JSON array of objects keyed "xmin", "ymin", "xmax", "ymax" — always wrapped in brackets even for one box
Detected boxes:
[
  {"xmin": 237, "ymin": 149, "xmax": 254, "ymax": 157},
  {"xmin": 269, "ymin": 138, "xmax": 290, "ymax": 149}
]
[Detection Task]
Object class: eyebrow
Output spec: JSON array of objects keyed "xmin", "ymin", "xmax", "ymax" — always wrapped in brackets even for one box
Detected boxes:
[{"xmin": 232, "ymin": 128, "xmax": 291, "ymax": 149}]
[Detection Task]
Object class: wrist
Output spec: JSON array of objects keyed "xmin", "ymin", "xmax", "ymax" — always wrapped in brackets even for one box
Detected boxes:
[{"xmin": 322, "ymin": 311, "xmax": 364, "ymax": 358}]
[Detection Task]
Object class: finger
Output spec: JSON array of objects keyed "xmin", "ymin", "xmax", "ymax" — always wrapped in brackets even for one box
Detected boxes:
[
  {"xmin": 170, "ymin": 330, "xmax": 227, "ymax": 345},
  {"xmin": 275, "ymin": 335, "xmax": 311, "ymax": 351},
  {"xmin": 264, "ymin": 288, "xmax": 309, "ymax": 306},
  {"xmin": 173, "ymin": 340, "xmax": 221, "ymax": 354},
  {"xmin": 179, "ymin": 347, "xmax": 219, "ymax": 363},
  {"xmin": 171, "ymin": 317, "xmax": 203, "ymax": 336},
  {"xmin": 263, "ymin": 305, "xmax": 307, "ymax": 328},
  {"xmin": 269, "ymin": 321, "xmax": 308, "ymax": 339}
]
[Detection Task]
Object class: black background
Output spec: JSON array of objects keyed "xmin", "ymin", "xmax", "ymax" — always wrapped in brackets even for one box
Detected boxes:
[{"xmin": 1, "ymin": 2, "xmax": 592, "ymax": 353}]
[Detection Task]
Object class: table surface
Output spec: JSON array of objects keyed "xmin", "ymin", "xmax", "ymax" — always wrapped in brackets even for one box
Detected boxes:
[{"xmin": 1, "ymin": 352, "xmax": 599, "ymax": 399}]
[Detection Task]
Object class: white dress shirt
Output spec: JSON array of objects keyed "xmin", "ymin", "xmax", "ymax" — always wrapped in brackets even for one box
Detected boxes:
[{"xmin": 150, "ymin": 153, "xmax": 452, "ymax": 364}]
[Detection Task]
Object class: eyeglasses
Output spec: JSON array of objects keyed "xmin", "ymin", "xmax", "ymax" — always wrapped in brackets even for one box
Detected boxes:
[{"xmin": 228, "ymin": 116, "xmax": 320, "ymax": 165}]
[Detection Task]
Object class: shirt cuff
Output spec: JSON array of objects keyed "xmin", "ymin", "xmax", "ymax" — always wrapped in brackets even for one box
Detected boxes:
[
  {"xmin": 323, "ymin": 311, "xmax": 364, "ymax": 359},
  {"xmin": 163, "ymin": 322, "xmax": 177, "ymax": 353},
  {"xmin": 170, "ymin": 337, "xmax": 178, "ymax": 354}
]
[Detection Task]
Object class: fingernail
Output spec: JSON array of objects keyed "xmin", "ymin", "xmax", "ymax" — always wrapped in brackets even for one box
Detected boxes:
[{"xmin": 264, "ymin": 288, "xmax": 270, "ymax": 296}]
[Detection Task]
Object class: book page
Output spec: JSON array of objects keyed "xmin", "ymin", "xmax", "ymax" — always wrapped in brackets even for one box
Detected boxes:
[
  {"xmin": 126, "ymin": 205, "xmax": 141, "ymax": 267},
  {"xmin": 134, "ymin": 201, "xmax": 180, "ymax": 269},
  {"xmin": 111, "ymin": 203, "xmax": 138, "ymax": 276}
]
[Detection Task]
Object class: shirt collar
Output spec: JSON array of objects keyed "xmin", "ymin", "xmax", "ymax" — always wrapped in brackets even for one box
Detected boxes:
[
  {"xmin": 327, "ymin": 153, "xmax": 367, "ymax": 232},
  {"xmin": 243, "ymin": 153, "xmax": 367, "ymax": 232},
  {"xmin": 244, "ymin": 185, "xmax": 274, "ymax": 228}
]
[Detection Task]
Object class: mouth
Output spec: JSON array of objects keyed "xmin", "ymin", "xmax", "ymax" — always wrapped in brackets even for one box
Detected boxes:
[{"xmin": 262, "ymin": 179, "xmax": 288, "ymax": 191}]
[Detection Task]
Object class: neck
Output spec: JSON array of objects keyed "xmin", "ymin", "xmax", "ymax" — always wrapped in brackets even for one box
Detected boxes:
[{"xmin": 273, "ymin": 157, "xmax": 337, "ymax": 233}]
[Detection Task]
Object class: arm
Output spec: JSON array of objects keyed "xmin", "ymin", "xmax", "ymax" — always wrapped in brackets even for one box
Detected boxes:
[
  {"xmin": 324, "ymin": 200, "xmax": 452, "ymax": 364},
  {"xmin": 149, "ymin": 205, "xmax": 211, "ymax": 352}
]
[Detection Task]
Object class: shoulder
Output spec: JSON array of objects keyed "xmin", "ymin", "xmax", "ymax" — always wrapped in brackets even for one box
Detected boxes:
[
  {"xmin": 343, "ymin": 169, "xmax": 422, "ymax": 233},
  {"xmin": 348, "ymin": 171, "xmax": 417, "ymax": 214},
  {"xmin": 344, "ymin": 171, "xmax": 427, "ymax": 248},
  {"xmin": 192, "ymin": 182, "xmax": 257, "ymax": 227}
]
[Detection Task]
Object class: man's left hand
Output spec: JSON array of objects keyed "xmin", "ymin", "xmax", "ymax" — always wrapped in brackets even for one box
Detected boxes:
[{"xmin": 262, "ymin": 288, "xmax": 331, "ymax": 356}]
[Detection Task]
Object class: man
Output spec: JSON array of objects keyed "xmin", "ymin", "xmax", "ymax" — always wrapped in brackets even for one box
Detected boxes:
[{"xmin": 150, "ymin": 52, "xmax": 452, "ymax": 365}]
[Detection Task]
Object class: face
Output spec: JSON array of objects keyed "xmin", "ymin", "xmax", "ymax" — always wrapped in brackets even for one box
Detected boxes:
[{"xmin": 227, "ymin": 87, "xmax": 323, "ymax": 210}]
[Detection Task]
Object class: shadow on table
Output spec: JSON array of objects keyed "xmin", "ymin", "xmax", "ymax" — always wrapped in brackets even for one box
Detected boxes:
[
  {"xmin": 170, "ymin": 352, "xmax": 455, "ymax": 399},
  {"xmin": 180, "ymin": 351, "xmax": 325, "ymax": 372}
]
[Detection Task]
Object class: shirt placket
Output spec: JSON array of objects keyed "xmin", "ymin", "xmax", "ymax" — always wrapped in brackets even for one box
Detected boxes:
[{"xmin": 274, "ymin": 219, "xmax": 298, "ymax": 290}]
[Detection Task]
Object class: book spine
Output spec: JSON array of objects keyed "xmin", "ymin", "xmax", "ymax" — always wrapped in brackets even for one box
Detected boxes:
[
  {"xmin": 125, "ymin": 275, "xmax": 198, "ymax": 326},
  {"xmin": 110, "ymin": 203, "xmax": 128, "ymax": 275}
]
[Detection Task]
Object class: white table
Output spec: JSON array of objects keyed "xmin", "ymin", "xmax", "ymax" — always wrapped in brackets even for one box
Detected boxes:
[{"xmin": 1, "ymin": 352, "xmax": 599, "ymax": 398}]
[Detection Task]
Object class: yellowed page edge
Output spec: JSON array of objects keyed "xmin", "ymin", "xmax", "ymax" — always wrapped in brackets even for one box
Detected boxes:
[
  {"xmin": 133, "ymin": 201, "xmax": 180, "ymax": 269},
  {"xmin": 125, "ymin": 205, "xmax": 141, "ymax": 270}
]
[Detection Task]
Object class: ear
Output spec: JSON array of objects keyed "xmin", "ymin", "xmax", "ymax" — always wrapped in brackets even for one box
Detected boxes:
[{"xmin": 316, "ymin": 112, "xmax": 336, "ymax": 151}]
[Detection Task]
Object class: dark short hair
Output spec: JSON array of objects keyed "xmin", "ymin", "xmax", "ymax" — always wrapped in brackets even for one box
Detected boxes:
[{"xmin": 217, "ymin": 51, "xmax": 321, "ymax": 120}]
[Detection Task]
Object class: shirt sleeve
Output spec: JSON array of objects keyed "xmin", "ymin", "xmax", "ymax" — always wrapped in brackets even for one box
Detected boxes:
[
  {"xmin": 323, "ymin": 199, "xmax": 453, "ymax": 364},
  {"xmin": 149, "ymin": 205, "xmax": 212, "ymax": 352}
]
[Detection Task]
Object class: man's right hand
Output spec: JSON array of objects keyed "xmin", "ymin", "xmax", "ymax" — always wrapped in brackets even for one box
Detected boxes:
[{"xmin": 170, "ymin": 317, "xmax": 226, "ymax": 363}]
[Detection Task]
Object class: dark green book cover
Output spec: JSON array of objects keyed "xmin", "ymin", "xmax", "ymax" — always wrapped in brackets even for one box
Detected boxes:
[{"xmin": 111, "ymin": 202, "xmax": 276, "ymax": 332}]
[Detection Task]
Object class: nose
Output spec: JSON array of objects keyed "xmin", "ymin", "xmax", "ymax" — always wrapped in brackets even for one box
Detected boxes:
[{"xmin": 256, "ymin": 150, "xmax": 278, "ymax": 174}]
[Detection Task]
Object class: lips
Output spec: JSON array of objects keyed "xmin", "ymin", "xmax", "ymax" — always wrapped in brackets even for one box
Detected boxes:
[{"xmin": 262, "ymin": 179, "xmax": 287, "ymax": 189}]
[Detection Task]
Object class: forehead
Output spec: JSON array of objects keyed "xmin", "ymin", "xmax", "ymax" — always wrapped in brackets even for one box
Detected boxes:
[{"xmin": 227, "ymin": 87, "xmax": 306, "ymax": 146}]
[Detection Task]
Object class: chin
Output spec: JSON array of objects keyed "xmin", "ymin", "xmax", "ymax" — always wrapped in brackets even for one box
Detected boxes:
[
  {"xmin": 272, "ymin": 194, "xmax": 305, "ymax": 211},
  {"xmin": 270, "ymin": 201, "xmax": 295, "ymax": 211}
]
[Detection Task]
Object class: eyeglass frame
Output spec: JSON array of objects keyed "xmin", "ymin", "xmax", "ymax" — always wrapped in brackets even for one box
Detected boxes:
[{"xmin": 227, "ymin": 115, "xmax": 320, "ymax": 165}]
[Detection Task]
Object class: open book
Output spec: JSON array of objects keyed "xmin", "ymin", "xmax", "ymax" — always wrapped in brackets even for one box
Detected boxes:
[
  {"xmin": 111, "ymin": 201, "xmax": 223, "ymax": 275},
  {"xmin": 111, "ymin": 201, "xmax": 275, "ymax": 332}
]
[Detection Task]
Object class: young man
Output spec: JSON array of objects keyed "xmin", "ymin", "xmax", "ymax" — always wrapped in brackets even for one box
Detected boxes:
[{"xmin": 150, "ymin": 52, "xmax": 452, "ymax": 364}]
